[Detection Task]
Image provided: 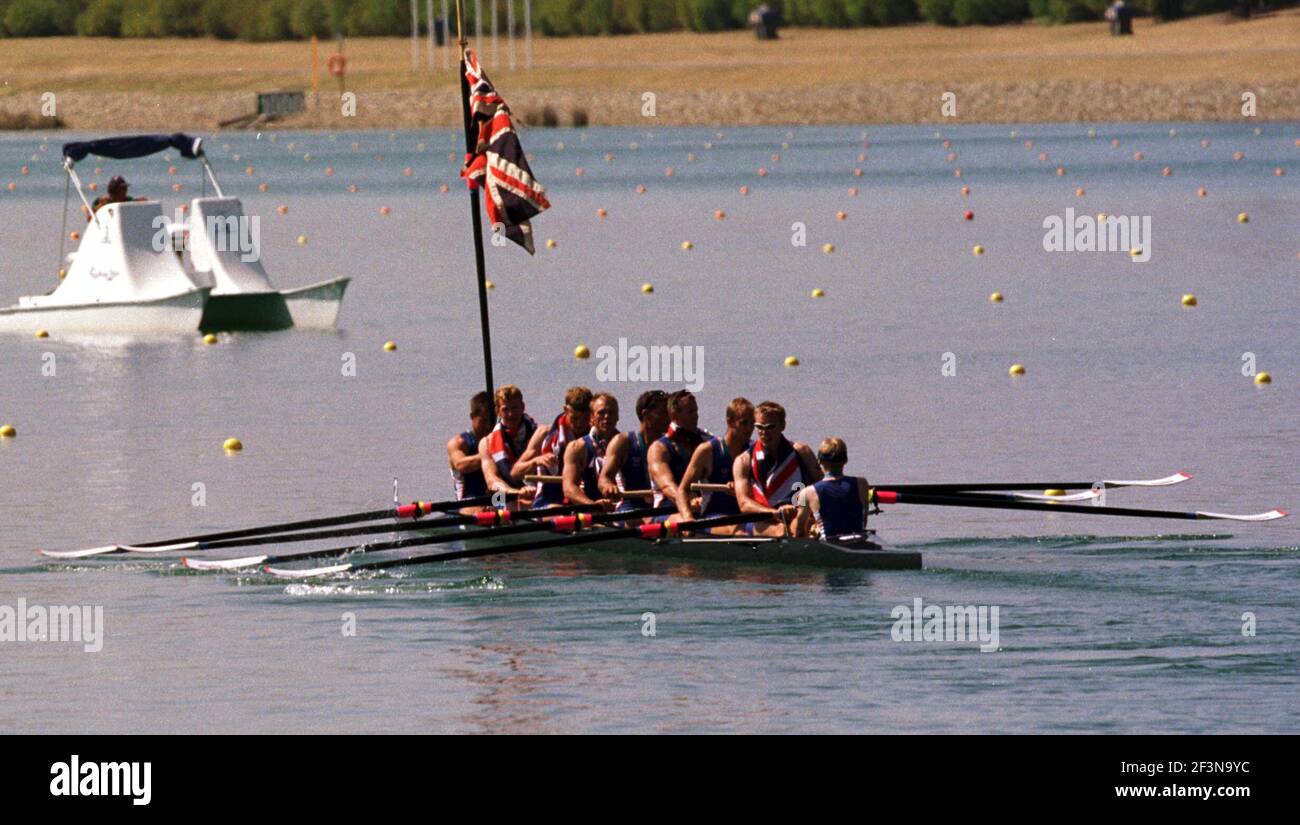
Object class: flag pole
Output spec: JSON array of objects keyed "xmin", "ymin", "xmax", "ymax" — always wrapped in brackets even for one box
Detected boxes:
[{"xmin": 455, "ymin": 0, "xmax": 495, "ymax": 411}]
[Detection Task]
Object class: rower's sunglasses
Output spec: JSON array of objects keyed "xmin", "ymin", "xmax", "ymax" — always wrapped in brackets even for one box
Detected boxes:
[{"xmin": 754, "ymin": 422, "xmax": 779, "ymax": 432}]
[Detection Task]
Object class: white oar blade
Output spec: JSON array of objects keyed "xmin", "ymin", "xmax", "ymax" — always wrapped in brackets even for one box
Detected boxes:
[
  {"xmin": 1106, "ymin": 472, "xmax": 1193, "ymax": 487},
  {"xmin": 1196, "ymin": 509, "xmax": 1288, "ymax": 522},
  {"xmin": 119, "ymin": 541, "xmax": 200, "ymax": 554},
  {"xmin": 183, "ymin": 555, "xmax": 268, "ymax": 571},
  {"xmin": 37, "ymin": 545, "xmax": 122, "ymax": 559},
  {"xmin": 1013, "ymin": 489, "xmax": 1101, "ymax": 503},
  {"xmin": 263, "ymin": 563, "xmax": 352, "ymax": 579}
]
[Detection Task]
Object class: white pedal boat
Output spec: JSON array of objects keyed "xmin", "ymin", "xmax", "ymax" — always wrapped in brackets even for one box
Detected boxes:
[{"xmin": 0, "ymin": 133, "xmax": 348, "ymax": 335}]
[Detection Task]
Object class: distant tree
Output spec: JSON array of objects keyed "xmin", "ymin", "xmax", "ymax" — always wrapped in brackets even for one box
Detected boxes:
[
  {"xmin": 3, "ymin": 0, "xmax": 77, "ymax": 35},
  {"xmin": 952, "ymin": 0, "xmax": 1027, "ymax": 23},
  {"xmin": 917, "ymin": 0, "xmax": 957, "ymax": 22},
  {"xmin": 77, "ymin": 0, "xmax": 126, "ymax": 35},
  {"xmin": 290, "ymin": 0, "xmax": 332, "ymax": 37}
]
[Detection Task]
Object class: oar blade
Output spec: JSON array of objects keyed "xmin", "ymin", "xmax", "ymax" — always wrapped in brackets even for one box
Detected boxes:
[
  {"xmin": 37, "ymin": 545, "xmax": 122, "ymax": 559},
  {"xmin": 1108, "ymin": 472, "xmax": 1193, "ymax": 487},
  {"xmin": 120, "ymin": 541, "xmax": 200, "ymax": 554},
  {"xmin": 183, "ymin": 555, "xmax": 268, "ymax": 571},
  {"xmin": 264, "ymin": 562, "xmax": 353, "ymax": 579},
  {"xmin": 1196, "ymin": 509, "xmax": 1288, "ymax": 522},
  {"xmin": 1012, "ymin": 489, "xmax": 1102, "ymax": 503}
]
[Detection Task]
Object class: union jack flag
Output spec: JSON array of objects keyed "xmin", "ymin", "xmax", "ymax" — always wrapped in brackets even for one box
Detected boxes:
[{"xmin": 460, "ymin": 49, "xmax": 550, "ymax": 254}]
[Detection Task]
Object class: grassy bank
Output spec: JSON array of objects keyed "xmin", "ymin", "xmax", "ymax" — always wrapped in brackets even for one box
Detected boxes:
[{"xmin": 1, "ymin": 11, "xmax": 1298, "ymax": 128}]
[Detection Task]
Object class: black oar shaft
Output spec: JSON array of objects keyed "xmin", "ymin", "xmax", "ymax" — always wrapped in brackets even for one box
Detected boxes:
[
  {"xmin": 262, "ymin": 505, "xmax": 674, "ymax": 566},
  {"xmin": 877, "ymin": 491, "xmax": 1199, "ymax": 519},
  {"xmin": 132, "ymin": 493, "xmax": 504, "ymax": 548},
  {"xmin": 342, "ymin": 511, "xmax": 769, "ymax": 573}
]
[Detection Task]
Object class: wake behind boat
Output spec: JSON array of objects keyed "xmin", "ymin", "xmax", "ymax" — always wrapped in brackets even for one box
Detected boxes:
[{"xmin": 0, "ymin": 133, "xmax": 348, "ymax": 336}]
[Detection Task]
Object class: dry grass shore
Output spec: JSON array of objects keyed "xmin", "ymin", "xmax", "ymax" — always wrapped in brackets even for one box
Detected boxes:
[{"xmin": 2, "ymin": 11, "xmax": 1298, "ymax": 129}]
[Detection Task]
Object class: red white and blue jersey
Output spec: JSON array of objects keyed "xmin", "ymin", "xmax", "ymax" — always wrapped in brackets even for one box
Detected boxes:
[
  {"xmin": 573, "ymin": 431, "xmax": 610, "ymax": 502},
  {"xmin": 748, "ymin": 437, "xmax": 812, "ymax": 508},
  {"xmin": 486, "ymin": 414, "xmax": 537, "ymax": 479},
  {"xmin": 532, "ymin": 412, "xmax": 581, "ymax": 509},
  {"xmin": 451, "ymin": 429, "xmax": 489, "ymax": 500}
]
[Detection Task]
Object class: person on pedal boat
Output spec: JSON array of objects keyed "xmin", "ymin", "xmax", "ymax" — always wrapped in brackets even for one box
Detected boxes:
[{"xmin": 794, "ymin": 437, "xmax": 873, "ymax": 539}]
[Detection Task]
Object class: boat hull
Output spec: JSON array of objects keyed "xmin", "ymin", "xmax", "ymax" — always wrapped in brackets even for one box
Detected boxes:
[
  {"xmin": 200, "ymin": 291, "xmax": 294, "ymax": 332},
  {"xmin": 458, "ymin": 527, "xmax": 921, "ymax": 570},
  {"xmin": 282, "ymin": 277, "xmax": 350, "ymax": 329},
  {"xmin": 0, "ymin": 288, "xmax": 209, "ymax": 335}
]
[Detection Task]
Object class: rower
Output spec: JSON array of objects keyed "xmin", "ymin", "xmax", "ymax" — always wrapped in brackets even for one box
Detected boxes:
[
  {"xmin": 599, "ymin": 389, "xmax": 669, "ymax": 519},
  {"xmin": 516, "ymin": 386, "xmax": 593, "ymax": 509},
  {"xmin": 478, "ymin": 384, "xmax": 539, "ymax": 502},
  {"xmin": 446, "ymin": 390, "xmax": 493, "ymax": 513},
  {"xmin": 561, "ymin": 393, "xmax": 620, "ymax": 508},
  {"xmin": 733, "ymin": 400, "xmax": 822, "ymax": 536},
  {"xmin": 794, "ymin": 437, "xmax": 873, "ymax": 539},
  {"xmin": 676, "ymin": 397, "xmax": 755, "ymax": 530},
  {"xmin": 646, "ymin": 389, "xmax": 711, "ymax": 519}
]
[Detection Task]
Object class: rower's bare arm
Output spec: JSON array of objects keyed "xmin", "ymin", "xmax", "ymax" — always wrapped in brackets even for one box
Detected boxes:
[
  {"xmin": 676, "ymin": 442, "xmax": 712, "ymax": 520},
  {"xmin": 561, "ymin": 441, "xmax": 595, "ymax": 505},
  {"xmin": 796, "ymin": 485, "xmax": 819, "ymax": 537},
  {"xmin": 794, "ymin": 443, "xmax": 824, "ymax": 484},
  {"xmin": 478, "ymin": 438, "xmax": 512, "ymax": 493},
  {"xmin": 511, "ymin": 425, "xmax": 551, "ymax": 482},
  {"xmin": 733, "ymin": 453, "xmax": 769, "ymax": 513},
  {"xmin": 598, "ymin": 434, "xmax": 628, "ymax": 498},
  {"xmin": 647, "ymin": 441, "xmax": 679, "ymax": 503},
  {"xmin": 447, "ymin": 436, "xmax": 480, "ymax": 475}
]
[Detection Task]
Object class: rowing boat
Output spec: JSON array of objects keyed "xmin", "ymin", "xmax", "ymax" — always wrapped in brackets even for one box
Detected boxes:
[{"xmin": 452, "ymin": 526, "xmax": 922, "ymax": 571}]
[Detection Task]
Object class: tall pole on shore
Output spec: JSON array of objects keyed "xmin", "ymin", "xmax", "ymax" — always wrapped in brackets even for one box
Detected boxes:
[
  {"xmin": 427, "ymin": 0, "xmax": 434, "ymax": 69},
  {"xmin": 411, "ymin": 0, "xmax": 419, "ymax": 70},
  {"xmin": 524, "ymin": 0, "xmax": 532, "ymax": 69},
  {"xmin": 455, "ymin": 0, "xmax": 495, "ymax": 405},
  {"xmin": 507, "ymin": 0, "xmax": 515, "ymax": 71},
  {"xmin": 442, "ymin": 0, "xmax": 450, "ymax": 69}
]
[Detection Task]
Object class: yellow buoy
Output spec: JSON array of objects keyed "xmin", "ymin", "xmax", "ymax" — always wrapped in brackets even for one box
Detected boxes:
[
  {"xmin": 811, "ymin": 288, "xmax": 825, "ymax": 298},
  {"xmin": 823, "ymin": 243, "xmax": 834, "ymax": 254},
  {"xmin": 545, "ymin": 239, "xmax": 557, "ymax": 249},
  {"xmin": 1237, "ymin": 212, "xmax": 1249, "ymax": 223},
  {"xmin": 1254, "ymin": 372, "xmax": 1271, "ymax": 385},
  {"xmin": 1181, "ymin": 294, "xmax": 1197, "ymax": 307},
  {"xmin": 973, "ymin": 245, "xmax": 984, "ymax": 256},
  {"xmin": 641, "ymin": 283, "xmax": 654, "ymax": 294},
  {"xmin": 222, "ymin": 437, "xmax": 243, "ymax": 452},
  {"xmin": 383, "ymin": 341, "xmax": 397, "ymax": 352},
  {"xmin": 485, "ymin": 280, "xmax": 494, "ymax": 290},
  {"xmin": 202, "ymin": 333, "xmax": 218, "ymax": 344},
  {"xmin": 296, "ymin": 234, "xmax": 308, "ymax": 245},
  {"xmin": 989, "ymin": 292, "xmax": 1003, "ymax": 303},
  {"xmin": 0, "ymin": 424, "xmax": 16, "ymax": 438},
  {"xmin": 681, "ymin": 241, "xmax": 693, "ymax": 251},
  {"xmin": 1043, "ymin": 488, "xmax": 1067, "ymax": 497},
  {"xmin": 1129, "ymin": 247, "xmax": 1143, "ymax": 258},
  {"xmin": 58, "ymin": 268, "xmax": 66, "ymax": 280},
  {"xmin": 35, "ymin": 329, "xmax": 49, "ymax": 338},
  {"xmin": 1009, "ymin": 363, "xmax": 1026, "ymax": 376},
  {"xmin": 784, "ymin": 356, "xmax": 800, "ymax": 367},
  {"xmin": 574, "ymin": 344, "xmax": 590, "ymax": 360}
]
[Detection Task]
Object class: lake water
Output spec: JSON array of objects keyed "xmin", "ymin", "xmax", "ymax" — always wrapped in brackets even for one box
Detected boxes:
[{"xmin": 0, "ymin": 123, "xmax": 1296, "ymax": 733}]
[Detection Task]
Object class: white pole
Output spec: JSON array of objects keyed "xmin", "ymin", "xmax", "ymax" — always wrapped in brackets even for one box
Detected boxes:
[
  {"xmin": 491, "ymin": 0, "xmax": 498, "ymax": 69},
  {"xmin": 427, "ymin": 0, "xmax": 434, "ymax": 69},
  {"xmin": 411, "ymin": 0, "xmax": 419, "ymax": 71},
  {"xmin": 475, "ymin": 0, "xmax": 482, "ymax": 58},
  {"xmin": 524, "ymin": 0, "xmax": 532, "ymax": 70},
  {"xmin": 507, "ymin": 0, "xmax": 515, "ymax": 70},
  {"xmin": 442, "ymin": 0, "xmax": 450, "ymax": 69}
]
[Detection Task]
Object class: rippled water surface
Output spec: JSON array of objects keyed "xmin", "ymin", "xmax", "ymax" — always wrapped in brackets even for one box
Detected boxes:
[{"xmin": 1, "ymin": 123, "xmax": 1296, "ymax": 733}]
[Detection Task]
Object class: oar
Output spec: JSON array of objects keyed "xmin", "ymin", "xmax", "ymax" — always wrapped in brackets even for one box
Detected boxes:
[
  {"xmin": 690, "ymin": 483, "xmax": 1102, "ymax": 503},
  {"xmin": 263, "ymin": 510, "xmax": 772, "ymax": 579},
  {"xmin": 187, "ymin": 504, "xmax": 674, "ymax": 572},
  {"xmin": 881, "ymin": 472, "xmax": 1193, "ymax": 493},
  {"xmin": 134, "ymin": 502, "xmax": 599, "ymax": 556},
  {"xmin": 37, "ymin": 493, "xmax": 512, "ymax": 559},
  {"xmin": 873, "ymin": 490, "xmax": 1287, "ymax": 521},
  {"xmin": 524, "ymin": 474, "xmax": 654, "ymax": 498}
]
